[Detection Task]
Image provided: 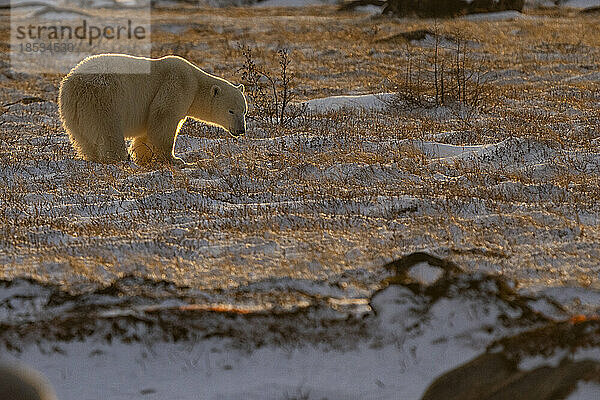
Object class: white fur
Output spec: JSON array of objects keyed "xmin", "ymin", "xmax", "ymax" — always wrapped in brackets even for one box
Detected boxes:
[{"xmin": 58, "ymin": 54, "xmax": 247, "ymax": 164}]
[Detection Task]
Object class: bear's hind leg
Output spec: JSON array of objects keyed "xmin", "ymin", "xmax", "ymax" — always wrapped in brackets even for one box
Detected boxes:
[
  {"xmin": 99, "ymin": 136, "xmax": 129, "ymax": 163},
  {"xmin": 66, "ymin": 128, "xmax": 99, "ymax": 162},
  {"xmin": 94, "ymin": 121, "xmax": 129, "ymax": 163},
  {"xmin": 65, "ymin": 115, "xmax": 127, "ymax": 163}
]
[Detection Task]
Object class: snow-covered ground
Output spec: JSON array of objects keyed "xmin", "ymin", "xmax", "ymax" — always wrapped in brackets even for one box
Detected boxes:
[
  {"xmin": 1, "ymin": 91, "xmax": 599, "ymax": 398},
  {"xmin": 2, "ymin": 253, "xmax": 598, "ymax": 399}
]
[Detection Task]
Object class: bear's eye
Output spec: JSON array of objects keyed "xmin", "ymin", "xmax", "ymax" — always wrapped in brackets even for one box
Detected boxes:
[{"xmin": 228, "ymin": 110, "xmax": 234, "ymax": 114}]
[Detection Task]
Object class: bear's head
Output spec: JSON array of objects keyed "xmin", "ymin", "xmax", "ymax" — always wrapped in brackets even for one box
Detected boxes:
[{"xmin": 208, "ymin": 82, "xmax": 247, "ymax": 137}]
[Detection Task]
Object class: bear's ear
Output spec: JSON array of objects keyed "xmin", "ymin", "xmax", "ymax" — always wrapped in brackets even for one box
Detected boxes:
[
  {"xmin": 237, "ymin": 83, "xmax": 245, "ymax": 93},
  {"xmin": 211, "ymin": 85, "xmax": 221, "ymax": 97}
]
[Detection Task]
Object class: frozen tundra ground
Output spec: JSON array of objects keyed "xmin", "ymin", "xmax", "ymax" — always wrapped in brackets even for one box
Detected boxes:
[{"xmin": 1, "ymin": 2, "xmax": 600, "ymax": 399}]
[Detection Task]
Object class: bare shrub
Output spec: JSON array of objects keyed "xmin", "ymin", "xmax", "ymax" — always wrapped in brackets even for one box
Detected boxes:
[
  {"xmin": 238, "ymin": 45, "xmax": 305, "ymax": 130},
  {"xmin": 389, "ymin": 28, "xmax": 497, "ymax": 117}
]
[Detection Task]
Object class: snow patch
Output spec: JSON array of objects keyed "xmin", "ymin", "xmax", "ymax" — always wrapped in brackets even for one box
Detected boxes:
[
  {"xmin": 255, "ymin": 0, "xmax": 335, "ymax": 7},
  {"xmin": 566, "ymin": 381, "xmax": 600, "ymax": 400},
  {"xmin": 562, "ymin": 0, "xmax": 600, "ymax": 9},
  {"xmin": 407, "ymin": 262, "xmax": 444, "ymax": 285},
  {"xmin": 302, "ymin": 93, "xmax": 395, "ymax": 113},
  {"xmin": 462, "ymin": 10, "xmax": 529, "ymax": 21}
]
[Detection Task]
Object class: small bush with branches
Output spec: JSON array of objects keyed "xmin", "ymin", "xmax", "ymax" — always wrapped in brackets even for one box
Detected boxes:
[
  {"xmin": 388, "ymin": 27, "xmax": 497, "ymax": 116},
  {"xmin": 238, "ymin": 46, "xmax": 305, "ymax": 129}
]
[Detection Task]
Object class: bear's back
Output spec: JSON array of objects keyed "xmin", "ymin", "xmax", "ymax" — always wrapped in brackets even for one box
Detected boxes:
[
  {"xmin": 59, "ymin": 54, "xmax": 171, "ymax": 132},
  {"xmin": 72, "ymin": 53, "xmax": 153, "ymax": 75}
]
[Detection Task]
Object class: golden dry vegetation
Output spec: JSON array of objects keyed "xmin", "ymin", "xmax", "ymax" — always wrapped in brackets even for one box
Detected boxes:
[{"xmin": 0, "ymin": 6, "xmax": 599, "ymax": 307}]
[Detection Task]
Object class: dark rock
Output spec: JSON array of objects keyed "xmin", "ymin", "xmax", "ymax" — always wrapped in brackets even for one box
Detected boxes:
[
  {"xmin": 580, "ymin": 6, "xmax": 600, "ymax": 14},
  {"xmin": 422, "ymin": 318, "xmax": 600, "ymax": 400},
  {"xmin": 378, "ymin": 252, "xmax": 562, "ymax": 326},
  {"xmin": 423, "ymin": 354, "xmax": 600, "ymax": 400},
  {"xmin": 486, "ymin": 359, "xmax": 600, "ymax": 400},
  {"xmin": 421, "ymin": 353, "xmax": 518, "ymax": 400},
  {"xmin": 377, "ymin": 253, "xmax": 600, "ymax": 400},
  {"xmin": 340, "ymin": 0, "xmax": 524, "ymax": 17}
]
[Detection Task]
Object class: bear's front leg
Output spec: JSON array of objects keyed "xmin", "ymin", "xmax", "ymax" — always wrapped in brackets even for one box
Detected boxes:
[
  {"xmin": 146, "ymin": 110, "xmax": 187, "ymax": 165},
  {"xmin": 130, "ymin": 136, "xmax": 155, "ymax": 165}
]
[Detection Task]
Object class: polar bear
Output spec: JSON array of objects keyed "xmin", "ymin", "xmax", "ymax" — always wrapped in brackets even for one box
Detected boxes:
[{"xmin": 58, "ymin": 54, "xmax": 247, "ymax": 165}]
